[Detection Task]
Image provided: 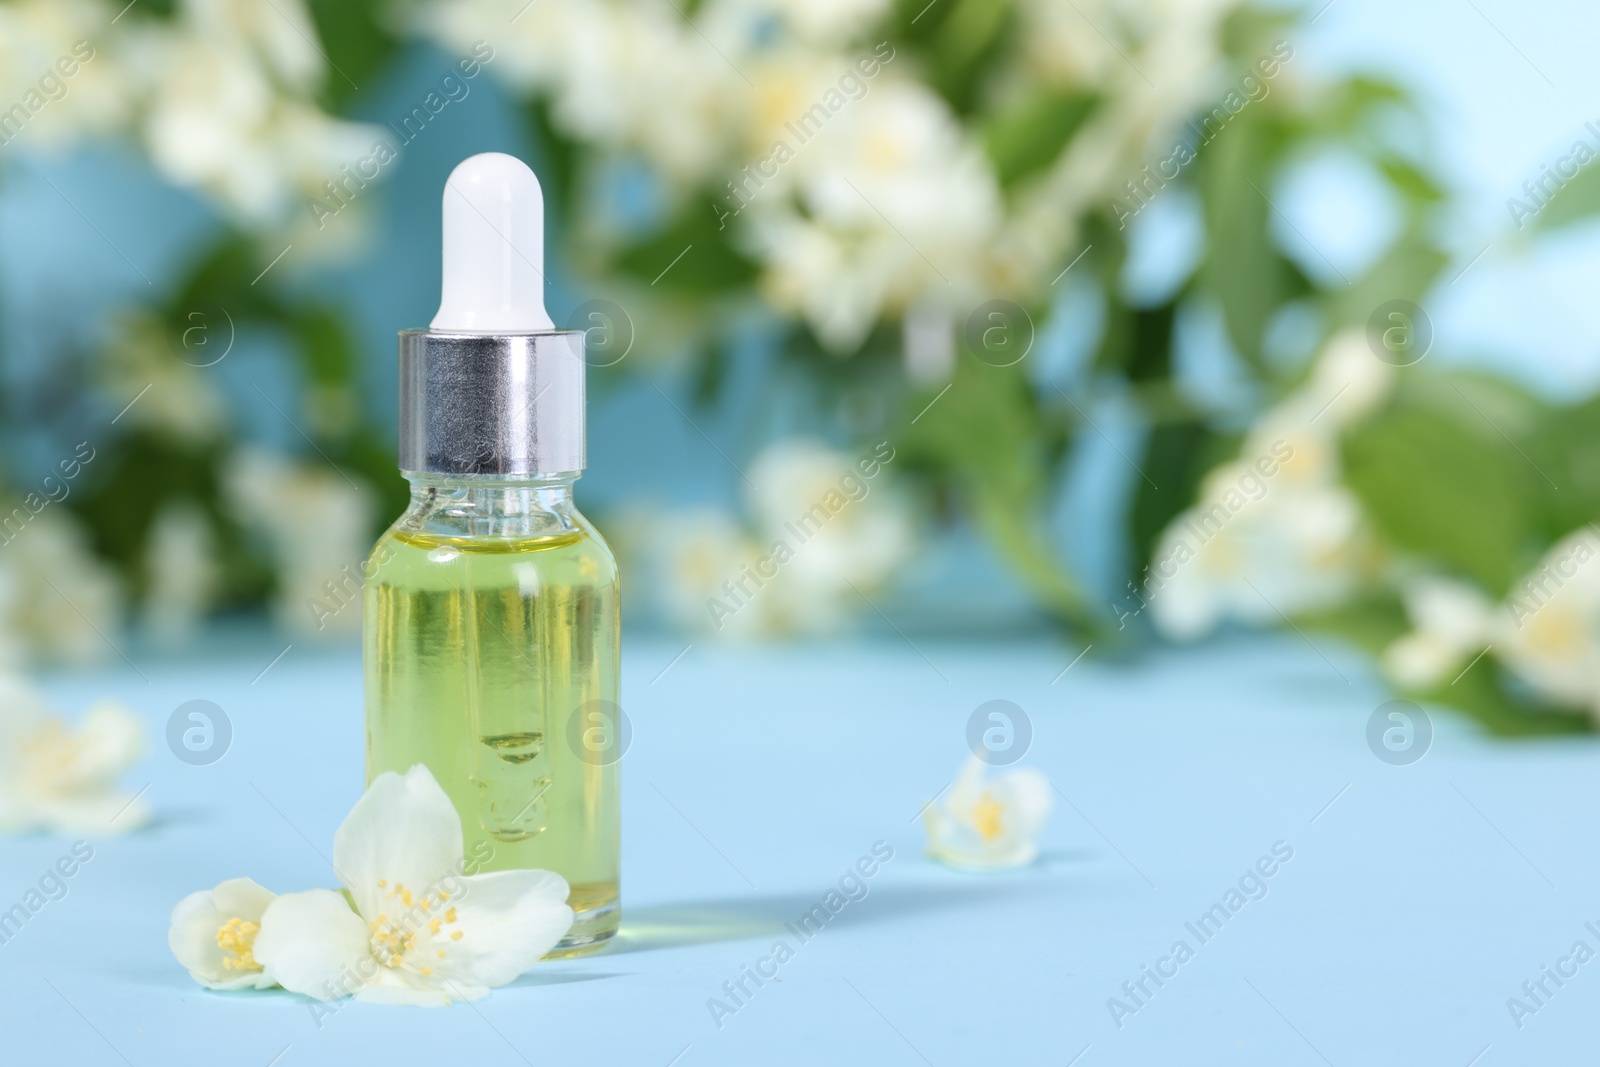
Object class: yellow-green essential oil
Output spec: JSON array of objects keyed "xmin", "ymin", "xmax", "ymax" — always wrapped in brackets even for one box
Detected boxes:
[{"xmin": 365, "ymin": 483, "xmax": 621, "ymax": 954}]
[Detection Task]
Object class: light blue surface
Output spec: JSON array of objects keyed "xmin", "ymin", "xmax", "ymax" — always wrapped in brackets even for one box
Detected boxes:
[{"xmin": 0, "ymin": 634, "xmax": 1594, "ymax": 1065}]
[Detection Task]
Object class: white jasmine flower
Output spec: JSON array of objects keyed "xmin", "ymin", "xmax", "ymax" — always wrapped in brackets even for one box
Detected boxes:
[
  {"xmin": 0, "ymin": 508, "xmax": 124, "ymax": 667},
  {"xmin": 109, "ymin": 0, "xmax": 382, "ymax": 224},
  {"xmin": 647, "ymin": 508, "xmax": 767, "ymax": 637},
  {"xmin": 745, "ymin": 79, "xmax": 1002, "ymax": 350},
  {"xmin": 424, "ymin": 0, "xmax": 742, "ymax": 187},
  {"xmin": 224, "ymin": 449, "xmax": 374, "ymax": 638},
  {"xmin": 902, "ymin": 299, "xmax": 957, "ymax": 385},
  {"xmin": 746, "ymin": 438, "xmax": 912, "ymax": 634},
  {"xmin": 416, "ymin": 0, "xmax": 598, "ymax": 96},
  {"xmin": 557, "ymin": 4, "xmax": 743, "ymax": 186},
  {"xmin": 251, "ymin": 765, "xmax": 573, "ymax": 1006},
  {"xmin": 0, "ymin": 675, "xmax": 148, "ymax": 835},
  {"xmin": 1488, "ymin": 529, "xmax": 1600, "ymax": 720},
  {"xmin": 0, "ymin": 0, "xmax": 129, "ymax": 149},
  {"xmin": 129, "ymin": 34, "xmax": 377, "ymax": 223},
  {"xmin": 1380, "ymin": 576, "xmax": 1495, "ymax": 689},
  {"xmin": 99, "ymin": 312, "xmax": 229, "ymax": 444},
  {"xmin": 1150, "ymin": 478, "xmax": 1371, "ymax": 640},
  {"xmin": 1299, "ymin": 330, "xmax": 1395, "ymax": 429},
  {"xmin": 712, "ymin": 0, "xmax": 892, "ymax": 44},
  {"xmin": 142, "ymin": 501, "xmax": 218, "ymax": 647},
  {"xmin": 924, "ymin": 756, "xmax": 1053, "ymax": 871},
  {"xmin": 1148, "ymin": 333, "xmax": 1392, "ymax": 640},
  {"xmin": 994, "ymin": 0, "xmax": 1240, "ymax": 293},
  {"xmin": 168, "ymin": 878, "xmax": 279, "ymax": 990},
  {"xmin": 179, "ymin": 0, "xmax": 324, "ymax": 86}
]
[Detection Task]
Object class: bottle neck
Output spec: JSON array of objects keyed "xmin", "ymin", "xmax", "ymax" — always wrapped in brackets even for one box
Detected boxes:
[{"xmin": 399, "ymin": 471, "xmax": 581, "ymax": 541}]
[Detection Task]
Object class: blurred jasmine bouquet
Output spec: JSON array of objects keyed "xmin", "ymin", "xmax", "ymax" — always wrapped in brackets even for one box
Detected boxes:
[{"xmin": 6, "ymin": 0, "xmax": 1600, "ymax": 732}]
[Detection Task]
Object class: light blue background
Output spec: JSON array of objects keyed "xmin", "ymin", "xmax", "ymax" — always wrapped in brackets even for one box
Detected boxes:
[{"xmin": 3, "ymin": 635, "xmax": 1594, "ymax": 1064}]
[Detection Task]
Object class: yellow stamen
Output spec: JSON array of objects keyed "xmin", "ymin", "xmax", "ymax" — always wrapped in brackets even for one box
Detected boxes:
[
  {"xmin": 972, "ymin": 792, "xmax": 1006, "ymax": 842},
  {"xmin": 450, "ymin": 930, "xmax": 463, "ymax": 942},
  {"xmin": 214, "ymin": 917, "xmax": 261, "ymax": 972}
]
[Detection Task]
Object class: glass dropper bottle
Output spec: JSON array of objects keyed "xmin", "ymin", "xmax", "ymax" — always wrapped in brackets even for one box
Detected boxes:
[{"xmin": 363, "ymin": 153, "xmax": 621, "ymax": 955}]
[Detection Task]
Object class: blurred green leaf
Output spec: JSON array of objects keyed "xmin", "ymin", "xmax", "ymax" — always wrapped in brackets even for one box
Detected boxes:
[
  {"xmin": 1196, "ymin": 110, "xmax": 1302, "ymax": 371},
  {"xmin": 69, "ymin": 437, "xmax": 272, "ymax": 609},
  {"xmin": 1102, "ymin": 300, "xmax": 1177, "ymax": 383},
  {"xmin": 166, "ymin": 235, "xmax": 289, "ymax": 321},
  {"xmin": 1304, "ymin": 594, "xmax": 1591, "ymax": 736},
  {"xmin": 1127, "ymin": 418, "xmax": 1229, "ymax": 576},
  {"xmin": 1375, "ymin": 157, "xmax": 1446, "ymax": 204},
  {"xmin": 985, "ymin": 90, "xmax": 1098, "ymax": 188},
  {"xmin": 1528, "ymin": 164, "xmax": 1600, "ymax": 233},
  {"xmin": 291, "ymin": 306, "xmax": 357, "ymax": 387},
  {"xmin": 1342, "ymin": 388, "xmax": 1538, "ymax": 592},
  {"xmin": 936, "ymin": 0, "xmax": 1010, "ymax": 68},
  {"xmin": 898, "ymin": 356, "xmax": 1092, "ymax": 626},
  {"xmin": 1299, "ymin": 591, "xmax": 1409, "ymax": 656},
  {"xmin": 1522, "ymin": 392, "xmax": 1600, "ymax": 538},
  {"xmin": 890, "ymin": 0, "xmax": 1014, "ymax": 115},
  {"xmin": 524, "ymin": 98, "xmax": 583, "ymax": 220},
  {"xmin": 1415, "ymin": 662, "xmax": 1593, "ymax": 737},
  {"xmin": 306, "ymin": 0, "xmax": 403, "ymax": 112},
  {"xmin": 612, "ymin": 202, "xmax": 758, "ymax": 296},
  {"xmin": 1333, "ymin": 221, "xmax": 1447, "ymax": 324}
]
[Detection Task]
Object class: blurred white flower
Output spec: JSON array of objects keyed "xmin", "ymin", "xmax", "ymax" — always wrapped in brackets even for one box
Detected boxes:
[
  {"xmin": 924, "ymin": 755, "xmax": 1053, "ymax": 871},
  {"xmin": 421, "ymin": 0, "xmax": 743, "ymax": 187},
  {"xmin": 100, "ymin": 312, "xmax": 230, "ymax": 444},
  {"xmin": 995, "ymin": 0, "xmax": 1241, "ymax": 292},
  {"xmin": 640, "ymin": 439, "xmax": 910, "ymax": 637},
  {"xmin": 181, "ymin": 0, "xmax": 324, "ymax": 86},
  {"xmin": 0, "ymin": 508, "xmax": 123, "ymax": 667},
  {"xmin": 142, "ymin": 501, "xmax": 218, "ymax": 647},
  {"xmin": 417, "ymin": 0, "xmax": 1244, "ymax": 337},
  {"xmin": 713, "ymin": 0, "xmax": 891, "ymax": 45},
  {"xmin": 1299, "ymin": 331, "xmax": 1395, "ymax": 428},
  {"xmin": 1149, "ymin": 478, "xmax": 1370, "ymax": 641},
  {"xmin": 417, "ymin": 0, "xmax": 595, "ymax": 95},
  {"xmin": 0, "ymin": 674, "xmax": 148, "ymax": 835},
  {"xmin": 1014, "ymin": 0, "xmax": 1234, "ymax": 97},
  {"xmin": 746, "ymin": 437, "xmax": 912, "ymax": 633},
  {"xmin": 1148, "ymin": 332, "xmax": 1390, "ymax": 640},
  {"xmin": 169, "ymin": 878, "xmax": 280, "ymax": 990},
  {"xmin": 0, "ymin": 0, "xmax": 383, "ymax": 225},
  {"xmin": 902, "ymin": 299, "xmax": 957, "ymax": 384},
  {"xmin": 1380, "ymin": 576, "xmax": 1495, "ymax": 689},
  {"xmin": 646, "ymin": 508, "xmax": 767, "ymax": 637},
  {"xmin": 1486, "ymin": 529, "xmax": 1600, "ymax": 720},
  {"xmin": 224, "ymin": 449, "xmax": 374, "ymax": 637},
  {"xmin": 0, "ymin": 0, "xmax": 129, "ymax": 148},
  {"xmin": 124, "ymin": 5, "xmax": 381, "ymax": 223},
  {"xmin": 746, "ymin": 78, "xmax": 1001, "ymax": 350}
]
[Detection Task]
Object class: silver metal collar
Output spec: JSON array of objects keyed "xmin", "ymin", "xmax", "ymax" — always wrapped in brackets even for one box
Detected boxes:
[{"xmin": 398, "ymin": 330, "xmax": 585, "ymax": 475}]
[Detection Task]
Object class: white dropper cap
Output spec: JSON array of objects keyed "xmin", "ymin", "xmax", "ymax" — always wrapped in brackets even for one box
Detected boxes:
[{"xmin": 430, "ymin": 152, "xmax": 554, "ymax": 332}]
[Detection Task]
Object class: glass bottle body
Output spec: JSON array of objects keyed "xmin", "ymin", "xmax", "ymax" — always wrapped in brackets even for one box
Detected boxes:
[{"xmin": 363, "ymin": 473, "xmax": 620, "ymax": 955}]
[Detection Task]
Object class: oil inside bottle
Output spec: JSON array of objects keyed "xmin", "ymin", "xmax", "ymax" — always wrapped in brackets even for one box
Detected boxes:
[{"xmin": 365, "ymin": 524, "xmax": 620, "ymax": 954}]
